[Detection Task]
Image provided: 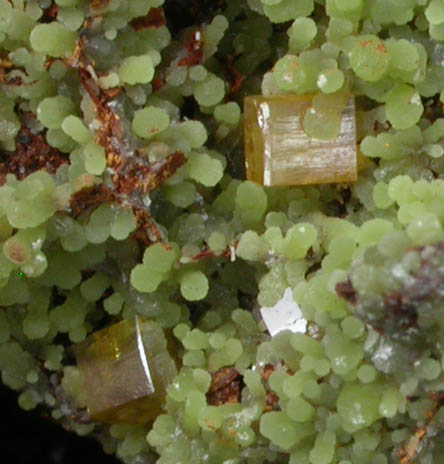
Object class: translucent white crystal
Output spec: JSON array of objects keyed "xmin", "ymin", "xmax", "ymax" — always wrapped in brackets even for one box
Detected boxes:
[{"xmin": 260, "ymin": 287, "xmax": 307, "ymax": 336}]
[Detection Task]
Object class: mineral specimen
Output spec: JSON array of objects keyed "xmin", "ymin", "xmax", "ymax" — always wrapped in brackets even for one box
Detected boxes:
[
  {"xmin": 244, "ymin": 93, "xmax": 357, "ymax": 186},
  {"xmin": 2, "ymin": 1, "xmax": 444, "ymax": 464},
  {"xmin": 74, "ymin": 317, "xmax": 177, "ymax": 424}
]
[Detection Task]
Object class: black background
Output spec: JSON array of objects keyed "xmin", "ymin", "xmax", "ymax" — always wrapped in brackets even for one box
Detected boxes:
[{"xmin": 1, "ymin": 383, "xmax": 121, "ymax": 464}]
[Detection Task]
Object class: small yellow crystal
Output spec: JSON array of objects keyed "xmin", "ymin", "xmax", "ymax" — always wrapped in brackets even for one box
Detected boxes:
[
  {"xmin": 74, "ymin": 316, "xmax": 177, "ymax": 424},
  {"xmin": 244, "ymin": 94, "xmax": 357, "ymax": 186}
]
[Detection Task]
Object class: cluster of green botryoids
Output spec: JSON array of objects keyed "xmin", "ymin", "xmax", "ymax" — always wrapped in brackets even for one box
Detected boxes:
[{"xmin": 4, "ymin": 0, "xmax": 444, "ymax": 463}]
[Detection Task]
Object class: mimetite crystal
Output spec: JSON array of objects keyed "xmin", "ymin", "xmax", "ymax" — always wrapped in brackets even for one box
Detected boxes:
[
  {"xmin": 244, "ymin": 94, "xmax": 357, "ymax": 186},
  {"xmin": 74, "ymin": 316, "xmax": 177, "ymax": 424}
]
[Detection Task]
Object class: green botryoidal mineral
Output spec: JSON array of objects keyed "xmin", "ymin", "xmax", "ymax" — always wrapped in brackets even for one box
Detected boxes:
[
  {"xmin": 3, "ymin": 1, "xmax": 444, "ymax": 463},
  {"xmin": 338, "ymin": 241, "xmax": 444, "ymax": 376}
]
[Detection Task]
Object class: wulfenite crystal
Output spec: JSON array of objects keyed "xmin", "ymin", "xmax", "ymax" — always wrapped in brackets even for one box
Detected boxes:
[
  {"xmin": 74, "ymin": 317, "xmax": 177, "ymax": 424},
  {"xmin": 244, "ymin": 93, "xmax": 357, "ymax": 186}
]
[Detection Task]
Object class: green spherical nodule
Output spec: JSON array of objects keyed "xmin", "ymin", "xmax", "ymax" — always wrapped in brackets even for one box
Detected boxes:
[
  {"xmin": 349, "ymin": 35, "xmax": 390, "ymax": 82},
  {"xmin": 179, "ymin": 270, "xmax": 209, "ymax": 301},
  {"xmin": 118, "ymin": 55, "xmax": 155, "ymax": 85},
  {"xmin": 337, "ymin": 384, "xmax": 381, "ymax": 432},
  {"xmin": 385, "ymin": 84, "xmax": 424, "ymax": 130},
  {"xmin": 30, "ymin": 23, "xmax": 76, "ymax": 57},
  {"xmin": 132, "ymin": 107, "xmax": 170, "ymax": 139}
]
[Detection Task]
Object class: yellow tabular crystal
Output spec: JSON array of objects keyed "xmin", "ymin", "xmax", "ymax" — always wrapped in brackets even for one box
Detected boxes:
[
  {"xmin": 74, "ymin": 317, "xmax": 177, "ymax": 424},
  {"xmin": 244, "ymin": 94, "xmax": 357, "ymax": 186}
]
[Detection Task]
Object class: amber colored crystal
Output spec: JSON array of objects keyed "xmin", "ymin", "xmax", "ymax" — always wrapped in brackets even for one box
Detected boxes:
[
  {"xmin": 74, "ymin": 317, "xmax": 177, "ymax": 424},
  {"xmin": 244, "ymin": 94, "xmax": 357, "ymax": 186}
]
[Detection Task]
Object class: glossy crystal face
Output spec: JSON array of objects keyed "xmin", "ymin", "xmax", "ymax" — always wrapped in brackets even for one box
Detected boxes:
[
  {"xmin": 244, "ymin": 94, "xmax": 357, "ymax": 186},
  {"xmin": 74, "ymin": 317, "xmax": 177, "ymax": 424},
  {"xmin": 260, "ymin": 287, "xmax": 307, "ymax": 337}
]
